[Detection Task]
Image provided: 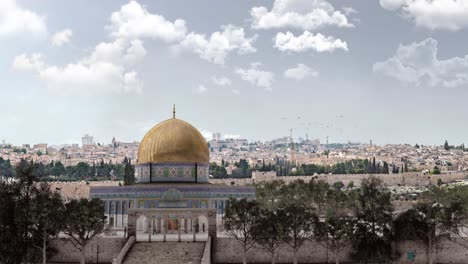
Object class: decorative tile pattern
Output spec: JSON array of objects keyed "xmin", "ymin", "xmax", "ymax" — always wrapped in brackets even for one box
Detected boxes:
[{"xmin": 135, "ymin": 162, "xmax": 210, "ymax": 183}]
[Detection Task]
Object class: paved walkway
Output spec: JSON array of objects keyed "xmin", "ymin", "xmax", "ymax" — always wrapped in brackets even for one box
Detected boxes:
[{"xmin": 123, "ymin": 242, "xmax": 205, "ymax": 264}]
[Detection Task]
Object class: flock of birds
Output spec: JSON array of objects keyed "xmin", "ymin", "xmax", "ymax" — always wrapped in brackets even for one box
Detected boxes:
[{"xmin": 280, "ymin": 114, "xmax": 360, "ymax": 142}]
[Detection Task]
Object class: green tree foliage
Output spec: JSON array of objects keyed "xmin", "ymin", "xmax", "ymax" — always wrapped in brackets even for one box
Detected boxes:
[
  {"xmin": 30, "ymin": 182, "xmax": 66, "ymax": 264},
  {"xmin": 294, "ymin": 158, "xmax": 390, "ymax": 176},
  {"xmin": 9, "ymin": 159, "xmax": 129, "ymax": 181},
  {"xmin": 315, "ymin": 214, "xmax": 356, "ymax": 264},
  {"xmin": 123, "ymin": 157, "xmax": 135, "ymax": 185},
  {"xmin": 444, "ymin": 140, "xmax": 450, "ymax": 151},
  {"xmin": 209, "ymin": 162, "xmax": 228, "ymax": 178},
  {"xmin": 0, "ymin": 181, "xmax": 24, "ymax": 264},
  {"xmin": 255, "ymin": 180, "xmax": 286, "ymax": 210},
  {"xmin": 253, "ymin": 207, "xmax": 287, "ymax": 264},
  {"xmin": 15, "ymin": 159, "xmax": 43, "ymax": 261},
  {"xmin": 431, "ymin": 166, "xmax": 441, "ymax": 175},
  {"xmin": 394, "ymin": 199, "xmax": 465, "ymax": 264},
  {"xmin": 224, "ymin": 198, "xmax": 260, "ymax": 264},
  {"xmin": 351, "ymin": 176, "xmax": 396, "ymax": 263},
  {"xmin": 64, "ymin": 198, "xmax": 106, "ymax": 264},
  {"xmin": 0, "ymin": 157, "xmax": 14, "ymax": 177},
  {"xmin": 232, "ymin": 159, "xmax": 250, "ymax": 178},
  {"xmin": 281, "ymin": 202, "xmax": 317, "ymax": 264}
]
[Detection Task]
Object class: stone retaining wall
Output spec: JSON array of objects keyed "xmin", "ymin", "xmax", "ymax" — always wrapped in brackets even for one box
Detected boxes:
[
  {"xmin": 214, "ymin": 237, "xmax": 468, "ymax": 264},
  {"xmin": 49, "ymin": 237, "xmax": 126, "ymax": 263},
  {"xmin": 211, "ymin": 172, "xmax": 468, "ymax": 187}
]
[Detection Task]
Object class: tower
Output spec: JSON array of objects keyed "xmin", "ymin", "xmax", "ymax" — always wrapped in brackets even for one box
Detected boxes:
[{"xmin": 290, "ymin": 129, "xmax": 296, "ymax": 163}]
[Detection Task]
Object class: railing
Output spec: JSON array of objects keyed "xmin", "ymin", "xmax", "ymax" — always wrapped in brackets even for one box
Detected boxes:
[
  {"xmin": 112, "ymin": 236, "xmax": 135, "ymax": 264},
  {"xmin": 201, "ymin": 236, "xmax": 212, "ymax": 264}
]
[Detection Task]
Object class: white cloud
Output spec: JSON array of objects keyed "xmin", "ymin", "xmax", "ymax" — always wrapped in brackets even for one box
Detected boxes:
[
  {"xmin": 51, "ymin": 28, "xmax": 72, "ymax": 46},
  {"xmin": 235, "ymin": 63, "xmax": 275, "ymax": 91},
  {"xmin": 177, "ymin": 25, "xmax": 257, "ymax": 64},
  {"xmin": 274, "ymin": 31, "xmax": 348, "ymax": 53},
  {"xmin": 123, "ymin": 39, "xmax": 147, "ymax": 64},
  {"xmin": 12, "ymin": 53, "xmax": 44, "ymax": 71},
  {"xmin": 194, "ymin": 85, "xmax": 208, "ymax": 94},
  {"xmin": 201, "ymin": 130, "xmax": 213, "ymax": 140},
  {"xmin": 11, "ymin": 1, "xmax": 258, "ymax": 95},
  {"xmin": 379, "ymin": 0, "xmax": 468, "ymax": 31},
  {"xmin": 0, "ymin": 0, "xmax": 46, "ymax": 36},
  {"xmin": 12, "ymin": 38, "xmax": 144, "ymax": 95},
  {"xmin": 373, "ymin": 38, "xmax": 468, "ymax": 87},
  {"xmin": 250, "ymin": 0, "xmax": 353, "ymax": 30},
  {"xmin": 284, "ymin": 64, "xmax": 318, "ymax": 80},
  {"xmin": 109, "ymin": 0, "xmax": 187, "ymax": 42},
  {"xmin": 232, "ymin": 89, "xmax": 240, "ymax": 94},
  {"xmin": 212, "ymin": 76, "xmax": 232, "ymax": 86},
  {"xmin": 342, "ymin": 6, "xmax": 358, "ymax": 16},
  {"xmin": 10, "ymin": 1, "xmax": 186, "ymax": 95}
]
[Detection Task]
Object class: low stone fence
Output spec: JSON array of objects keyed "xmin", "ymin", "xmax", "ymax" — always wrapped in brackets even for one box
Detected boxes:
[
  {"xmin": 49, "ymin": 237, "xmax": 126, "ymax": 263},
  {"xmin": 112, "ymin": 236, "xmax": 135, "ymax": 264},
  {"xmin": 211, "ymin": 172, "xmax": 468, "ymax": 187},
  {"xmin": 214, "ymin": 237, "xmax": 468, "ymax": 264},
  {"xmin": 201, "ymin": 236, "xmax": 212, "ymax": 264}
]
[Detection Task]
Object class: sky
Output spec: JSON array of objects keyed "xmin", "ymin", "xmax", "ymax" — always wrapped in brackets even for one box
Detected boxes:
[{"xmin": 1, "ymin": 0, "xmax": 468, "ymax": 146}]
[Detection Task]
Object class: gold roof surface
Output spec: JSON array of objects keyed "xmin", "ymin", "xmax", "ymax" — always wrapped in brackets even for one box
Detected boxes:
[{"xmin": 137, "ymin": 117, "xmax": 209, "ymax": 164}]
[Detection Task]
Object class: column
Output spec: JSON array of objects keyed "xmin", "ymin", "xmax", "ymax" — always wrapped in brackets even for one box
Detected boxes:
[
  {"xmin": 192, "ymin": 217, "xmax": 197, "ymax": 242},
  {"xmin": 177, "ymin": 218, "xmax": 181, "ymax": 242},
  {"xmin": 157, "ymin": 218, "xmax": 161, "ymax": 234},
  {"xmin": 184, "ymin": 218, "xmax": 188, "ymax": 233},
  {"xmin": 207, "ymin": 209, "xmax": 217, "ymax": 261},
  {"xmin": 127, "ymin": 211, "xmax": 136, "ymax": 237},
  {"xmin": 163, "ymin": 218, "xmax": 167, "ymax": 242},
  {"xmin": 148, "ymin": 217, "xmax": 152, "ymax": 242}
]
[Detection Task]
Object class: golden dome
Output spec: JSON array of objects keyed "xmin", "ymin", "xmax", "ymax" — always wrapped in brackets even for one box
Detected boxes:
[{"xmin": 137, "ymin": 117, "xmax": 209, "ymax": 165}]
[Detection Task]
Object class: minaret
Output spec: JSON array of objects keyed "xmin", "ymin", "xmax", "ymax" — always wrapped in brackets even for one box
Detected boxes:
[
  {"xmin": 290, "ymin": 129, "xmax": 296, "ymax": 163},
  {"xmin": 173, "ymin": 104, "xmax": 176, "ymax": 118}
]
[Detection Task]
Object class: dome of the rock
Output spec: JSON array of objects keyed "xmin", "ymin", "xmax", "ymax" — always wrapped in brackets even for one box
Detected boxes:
[
  {"xmin": 137, "ymin": 118, "xmax": 209, "ymax": 165},
  {"xmin": 135, "ymin": 111, "xmax": 210, "ymax": 184}
]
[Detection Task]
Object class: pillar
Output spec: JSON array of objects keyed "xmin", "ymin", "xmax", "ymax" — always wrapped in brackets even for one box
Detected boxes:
[
  {"xmin": 207, "ymin": 209, "xmax": 217, "ymax": 261},
  {"xmin": 177, "ymin": 218, "xmax": 181, "ymax": 242},
  {"xmin": 148, "ymin": 217, "xmax": 151, "ymax": 242},
  {"xmin": 157, "ymin": 218, "xmax": 161, "ymax": 234},
  {"xmin": 192, "ymin": 217, "xmax": 197, "ymax": 242},
  {"xmin": 163, "ymin": 218, "xmax": 167, "ymax": 242},
  {"xmin": 184, "ymin": 218, "xmax": 188, "ymax": 233},
  {"xmin": 127, "ymin": 211, "xmax": 136, "ymax": 237}
]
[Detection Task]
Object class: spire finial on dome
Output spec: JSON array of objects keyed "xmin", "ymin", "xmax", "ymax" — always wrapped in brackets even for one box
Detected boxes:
[{"xmin": 173, "ymin": 104, "xmax": 176, "ymax": 118}]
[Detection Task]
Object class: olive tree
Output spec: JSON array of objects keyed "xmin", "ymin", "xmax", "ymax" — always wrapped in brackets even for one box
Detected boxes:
[
  {"xmin": 394, "ymin": 199, "xmax": 465, "ymax": 264},
  {"xmin": 224, "ymin": 198, "xmax": 260, "ymax": 264},
  {"xmin": 30, "ymin": 183, "xmax": 65, "ymax": 264},
  {"xmin": 254, "ymin": 207, "xmax": 287, "ymax": 264},
  {"xmin": 64, "ymin": 198, "xmax": 106, "ymax": 264},
  {"xmin": 351, "ymin": 176, "xmax": 396, "ymax": 263}
]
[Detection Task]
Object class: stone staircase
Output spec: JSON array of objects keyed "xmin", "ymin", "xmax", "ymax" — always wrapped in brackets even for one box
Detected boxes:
[{"xmin": 122, "ymin": 242, "xmax": 206, "ymax": 264}]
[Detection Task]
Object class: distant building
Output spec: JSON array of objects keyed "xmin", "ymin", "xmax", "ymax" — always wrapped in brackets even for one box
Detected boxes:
[
  {"xmin": 212, "ymin": 132, "xmax": 222, "ymax": 141},
  {"xmin": 33, "ymin": 144, "xmax": 47, "ymax": 154},
  {"xmin": 82, "ymin": 134, "xmax": 94, "ymax": 146}
]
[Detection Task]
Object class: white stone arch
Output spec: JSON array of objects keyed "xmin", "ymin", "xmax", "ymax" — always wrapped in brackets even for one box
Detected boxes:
[
  {"xmin": 136, "ymin": 215, "xmax": 149, "ymax": 232},
  {"xmin": 198, "ymin": 215, "xmax": 209, "ymax": 233}
]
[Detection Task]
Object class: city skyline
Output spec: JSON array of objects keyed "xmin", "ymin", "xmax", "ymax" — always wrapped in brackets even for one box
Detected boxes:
[{"xmin": 2, "ymin": 0, "xmax": 468, "ymax": 145}]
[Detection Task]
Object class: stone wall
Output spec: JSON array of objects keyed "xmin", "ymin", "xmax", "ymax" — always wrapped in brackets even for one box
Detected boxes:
[
  {"xmin": 211, "ymin": 172, "xmax": 468, "ymax": 187},
  {"xmin": 214, "ymin": 237, "xmax": 468, "ymax": 264},
  {"xmin": 49, "ymin": 237, "xmax": 126, "ymax": 263}
]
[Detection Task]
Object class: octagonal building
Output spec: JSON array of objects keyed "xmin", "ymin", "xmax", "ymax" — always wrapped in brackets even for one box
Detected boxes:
[{"xmin": 89, "ymin": 108, "xmax": 255, "ymax": 240}]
